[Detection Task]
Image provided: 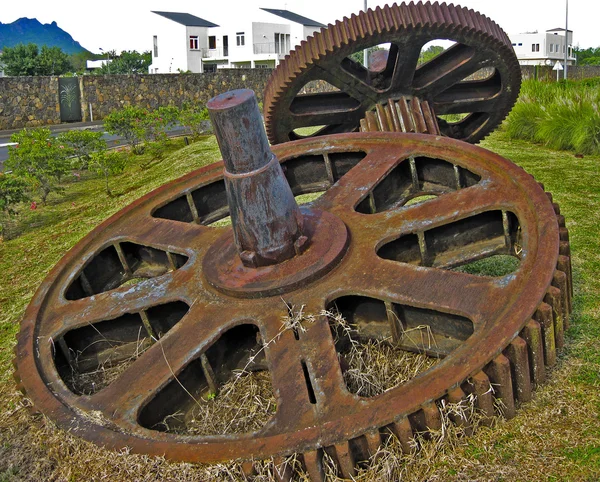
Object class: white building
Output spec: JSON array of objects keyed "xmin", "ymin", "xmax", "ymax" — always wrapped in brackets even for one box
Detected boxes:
[
  {"xmin": 149, "ymin": 12, "xmax": 219, "ymax": 74},
  {"xmin": 148, "ymin": 8, "xmax": 325, "ymax": 73},
  {"xmin": 509, "ymin": 28, "xmax": 576, "ymax": 66}
]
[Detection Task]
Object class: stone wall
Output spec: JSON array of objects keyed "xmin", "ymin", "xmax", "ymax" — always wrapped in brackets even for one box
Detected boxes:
[
  {"xmin": 0, "ymin": 76, "xmax": 60, "ymax": 129},
  {"xmin": 80, "ymin": 69, "xmax": 272, "ymax": 122},
  {"xmin": 1, "ymin": 65, "xmax": 600, "ymax": 131},
  {"xmin": 521, "ymin": 65, "xmax": 600, "ymax": 82},
  {"xmin": 0, "ymin": 69, "xmax": 272, "ymax": 130}
]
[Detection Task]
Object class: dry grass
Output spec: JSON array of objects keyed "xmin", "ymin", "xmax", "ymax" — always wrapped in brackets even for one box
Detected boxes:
[{"xmin": 183, "ymin": 371, "xmax": 277, "ymax": 436}]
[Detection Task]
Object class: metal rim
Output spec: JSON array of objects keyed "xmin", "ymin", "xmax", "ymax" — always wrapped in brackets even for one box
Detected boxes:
[
  {"xmin": 264, "ymin": 1, "xmax": 521, "ymax": 145},
  {"xmin": 14, "ymin": 133, "xmax": 563, "ymax": 469}
]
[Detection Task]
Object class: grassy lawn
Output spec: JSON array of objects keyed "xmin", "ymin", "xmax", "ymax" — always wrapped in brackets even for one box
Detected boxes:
[{"xmin": 0, "ymin": 130, "xmax": 599, "ymax": 481}]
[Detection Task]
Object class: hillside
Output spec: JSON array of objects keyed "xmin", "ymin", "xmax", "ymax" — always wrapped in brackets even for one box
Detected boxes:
[{"xmin": 0, "ymin": 17, "xmax": 90, "ymax": 55}]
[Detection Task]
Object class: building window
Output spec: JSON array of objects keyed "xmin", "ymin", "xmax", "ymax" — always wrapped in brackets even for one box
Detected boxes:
[
  {"xmin": 518, "ymin": 43, "xmax": 522, "ymax": 46},
  {"xmin": 204, "ymin": 64, "xmax": 217, "ymax": 73},
  {"xmin": 236, "ymin": 32, "xmax": 245, "ymax": 46},
  {"xmin": 208, "ymin": 36, "xmax": 216, "ymax": 49},
  {"xmin": 153, "ymin": 36, "xmax": 158, "ymax": 57},
  {"xmin": 550, "ymin": 44, "xmax": 553, "ymax": 53},
  {"xmin": 273, "ymin": 33, "xmax": 291, "ymax": 54},
  {"xmin": 535, "ymin": 44, "xmax": 540, "ymax": 52},
  {"xmin": 532, "ymin": 44, "xmax": 535, "ymax": 52},
  {"xmin": 189, "ymin": 36, "xmax": 199, "ymax": 50}
]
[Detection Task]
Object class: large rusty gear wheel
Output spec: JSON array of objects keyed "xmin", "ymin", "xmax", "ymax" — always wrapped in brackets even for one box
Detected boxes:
[
  {"xmin": 264, "ymin": 1, "xmax": 521, "ymax": 145},
  {"xmin": 14, "ymin": 132, "xmax": 571, "ymax": 480}
]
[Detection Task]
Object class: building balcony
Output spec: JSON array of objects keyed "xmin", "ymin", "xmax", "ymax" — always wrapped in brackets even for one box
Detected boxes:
[
  {"xmin": 201, "ymin": 47, "xmax": 229, "ymax": 59},
  {"xmin": 253, "ymin": 42, "xmax": 288, "ymax": 55}
]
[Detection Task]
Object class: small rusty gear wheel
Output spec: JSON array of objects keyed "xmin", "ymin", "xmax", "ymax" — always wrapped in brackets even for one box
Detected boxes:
[
  {"xmin": 15, "ymin": 130, "xmax": 571, "ymax": 480},
  {"xmin": 264, "ymin": 1, "xmax": 521, "ymax": 145}
]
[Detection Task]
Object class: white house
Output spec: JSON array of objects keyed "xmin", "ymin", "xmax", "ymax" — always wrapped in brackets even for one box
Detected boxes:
[
  {"xmin": 509, "ymin": 28, "xmax": 576, "ymax": 66},
  {"xmin": 148, "ymin": 8, "xmax": 325, "ymax": 73},
  {"xmin": 148, "ymin": 12, "xmax": 219, "ymax": 74}
]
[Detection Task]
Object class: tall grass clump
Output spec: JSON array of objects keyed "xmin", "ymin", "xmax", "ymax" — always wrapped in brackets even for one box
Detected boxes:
[{"xmin": 505, "ymin": 78, "xmax": 600, "ymax": 155}]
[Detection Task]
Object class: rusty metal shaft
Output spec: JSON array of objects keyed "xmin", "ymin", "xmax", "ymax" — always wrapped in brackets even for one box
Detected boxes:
[{"xmin": 207, "ymin": 89, "xmax": 305, "ymax": 268}]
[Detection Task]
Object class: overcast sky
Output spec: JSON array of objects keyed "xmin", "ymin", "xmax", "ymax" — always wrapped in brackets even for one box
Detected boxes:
[{"xmin": 1, "ymin": 0, "xmax": 598, "ymax": 53}]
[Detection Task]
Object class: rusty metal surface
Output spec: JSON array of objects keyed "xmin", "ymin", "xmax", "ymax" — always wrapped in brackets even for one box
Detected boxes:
[
  {"xmin": 14, "ymin": 132, "xmax": 570, "ymax": 476},
  {"xmin": 263, "ymin": 1, "xmax": 521, "ymax": 145},
  {"xmin": 207, "ymin": 89, "xmax": 304, "ymax": 267}
]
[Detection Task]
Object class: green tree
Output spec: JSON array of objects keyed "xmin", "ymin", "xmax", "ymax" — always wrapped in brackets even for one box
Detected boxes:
[
  {"xmin": 89, "ymin": 150, "xmax": 127, "ymax": 196},
  {"xmin": 0, "ymin": 173, "xmax": 29, "ymax": 216},
  {"xmin": 0, "ymin": 43, "xmax": 39, "ymax": 76},
  {"xmin": 0, "ymin": 172, "xmax": 29, "ymax": 239},
  {"xmin": 144, "ymin": 105, "xmax": 180, "ymax": 143},
  {"xmin": 349, "ymin": 46, "xmax": 384, "ymax": 66},
  {"xmin": 57, "ymin": 130, "xmax": 106, "ymax": 169},
  {"xmin": 103, "ymin": 106, "xmax": 148, "ymax": 154},
  {"xmin": 0, "ymin": 43, "xmax": 72, "ymax": 76},
  {"xmin": 574, "ymin": 46, "xmax": 600, "ymax": 65},
  {"xmin": 178, "ymin": 104, "xmax": 210, "ymax": 138},
  {"xmin": 95, "ymin": 50, "xmax": 152, "ymax": 74},
  {"xmin": 418, "ymin": 45, "xmax": 444, "ymax": 65},
  {"xmin": 36, "ymin": 45, "xmax": 73, "ymax": 75},
  {"xmin": 6, "ymin": 128, "xmax": 71, "ymax": 203}
]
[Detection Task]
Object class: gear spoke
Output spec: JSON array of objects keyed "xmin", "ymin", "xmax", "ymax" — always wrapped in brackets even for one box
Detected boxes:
[
  {"xmin": 388, "ymin": 41, "xmax": 426, "ymax": 91},
  {"xmin": 41, "ymin": 274, "xmax": 186, "ymax": 340},
  {"xmin": 343, "ymin": 252, "xmax": 499, "ymax": 324},
  {"xmin": 88, "ymin": 303, "xmax": 238, "ymax": 420},
  {"xmin": 413, "ymin": 45, "xmax": 492, "ymax": 98},
  {"xmin": 362, "ymin": 180, "xmax": 506, "ymax": 241},
  {"xmin": 312, "ymin": 148, "xmax": 411, "ymax": 212}
]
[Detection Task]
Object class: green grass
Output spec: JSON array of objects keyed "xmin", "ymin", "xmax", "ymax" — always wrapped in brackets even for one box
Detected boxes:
[{"xmin": 0, "ymin": 130, "xmax": 599, "ymax": 480}]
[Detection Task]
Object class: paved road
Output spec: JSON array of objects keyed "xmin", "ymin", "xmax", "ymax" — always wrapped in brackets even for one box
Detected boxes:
[{"xmin": 0, "ymin": 123, "xmax": 190, "ymax": 171}]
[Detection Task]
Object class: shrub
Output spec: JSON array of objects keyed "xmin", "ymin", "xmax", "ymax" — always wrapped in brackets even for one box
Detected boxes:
[
  {"xmin": 505, "ymin": 102, "xmax": 547, "ymax": 141},
  {"xmin": 6, "ymin": 128, "xmax": 71, "ymax": 204},
  {"xmin": 144, "ymin": 105, "xmax": 180, "ymax": 143},
  {"xmin": 89, "ymin": 150, "xmax": 128, "ymax": 196},
  {"xmin": 57, "ymin": 130, "xmax": 107, "ymax": 169},
  {"xmin": 505, "ymin": 79, "xmax": 600, "ymax": 155},
  {"xmin": 178, "ymin": 104, "xmax": 211, "ymax": 139},
  {"xmin": 0, "ymin": 172, "xmax": 29, "ymax": 239},
  {"xmin": 104, "ymin": 106, "xmax": 148, "ymax": 154}
]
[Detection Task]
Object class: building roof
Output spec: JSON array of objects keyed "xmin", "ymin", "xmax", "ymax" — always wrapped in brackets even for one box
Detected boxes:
[
  {"xmin": 260, "ymin": 8, "xmax": 325, "ymax": 28},
  {"xmin": 547, "ymin": 28, "xmax": 573, "ymax": 32},
  {"xmin": 152, "ymin": 11, "xmax": 218, "ymax": 27}
]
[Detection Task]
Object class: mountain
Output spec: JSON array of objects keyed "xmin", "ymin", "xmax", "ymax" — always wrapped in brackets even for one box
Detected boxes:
[{"xmin": 0, "ymin": 17, "xmax": 91, "ymax": 55}]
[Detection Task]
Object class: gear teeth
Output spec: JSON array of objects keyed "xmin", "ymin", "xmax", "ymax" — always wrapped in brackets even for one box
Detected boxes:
[
  {"xmin": 463, "ymin": 371, "xmax": 495, "ymax": 425},
  {"xmin": 364, "ymin": 428, "xmax": 383, "ymax": 459},
  {"xmin": 332, "ymin": 441, "xmax": 356, "ymax": 479},
  {"xmin": 545, "ymin": 286, "xmax": 565, "ymax": 350},
  {"xmin": 484, "ymin": 354, "xmax": 516, "ymax": 419},
  {"xmin": 302, "ymin": 450, "xmax": 325, "ymax": 482},
  {"xmin": 553, "ymin": 270, "xmax": 570, "ymax": 329},
  {"xmin": 273, "ymin": 456, "xmax": 294, "ymax": 482},
  {"xmin": 447, "ymin": 386, "xmax": 470, "ymax": 427},
  {"xmin": 536, "ymin": 302, "xmax": 557, "ymax": 367},
  {"xmin": 521, "ymin": 319, "xmax": 547, "ymax": 387},
  {"xmin": 385, "ymin": 416, "xmax": 413, "ymax": 453},
  {"xmin": 504, "ymin": 337, "xmax": 533, "ymax": 403},
  {"xmin": 241, "ymin": 460, "xmax": 256, "ymax": 477}
]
